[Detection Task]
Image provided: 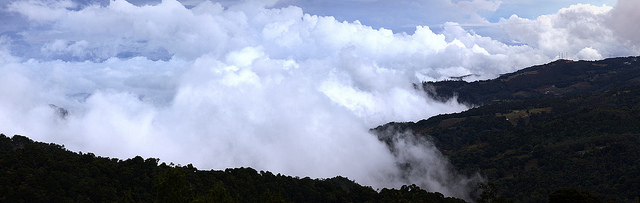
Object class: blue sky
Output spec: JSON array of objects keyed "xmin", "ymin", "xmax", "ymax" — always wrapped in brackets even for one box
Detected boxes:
[
  {"xmin": 276, "ymin": 0, "xmax": 617, "ymax": 33},
  {"xmin": 488, "ymin": 0, "xmax": 616, "ymax": 20},
  {"xmin": 159, "ymin": 0, "xmax": 618, "ymax": 34}
]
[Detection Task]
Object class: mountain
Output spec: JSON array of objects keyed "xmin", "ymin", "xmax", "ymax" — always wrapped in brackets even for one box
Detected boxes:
[
  {"xmin": 377, "ymin": 56, "xmax": 640, "ymax": 202},
  {"xmin": 422, "ymin": 56, "xmax": 640, "ymax": 106},
  {"xmin": 0, "ymin": 134, "xmax": 465, "ymax": 202}
]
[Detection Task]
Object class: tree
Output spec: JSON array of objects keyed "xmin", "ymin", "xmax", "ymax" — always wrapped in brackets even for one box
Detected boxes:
[
  {"xmin": 476, "ymin": 182, "xmax": 512, "ymax": 203},
  {"xmin": 548, "ymin": 188, "xmax": 600, "ymax": 203}
]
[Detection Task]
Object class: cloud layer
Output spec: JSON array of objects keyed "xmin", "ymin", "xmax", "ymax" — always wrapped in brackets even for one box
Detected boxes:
[
  {"xmin": 500, "ymin": 2, "xmax": 639, "ymax": 60},
  {"xmin": 0, "ymin": 0, "xmax": 638, "ymax": 199}
]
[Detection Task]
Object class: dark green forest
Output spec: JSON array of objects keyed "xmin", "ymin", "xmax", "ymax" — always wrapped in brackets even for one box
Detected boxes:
[
  {"xmin": 377, "ymin": 57, "xmax": 640, "ymax": 202},
  {"xmin": 0, "ymin": 134, "xmax": 466, "ymax": 202},
  {"xmin": 422, "ymin": 57, "xmax": 640, "ymax": 106},
  {"xmin": 377, "ymin": 85, "xmax": 640, "ymax": 202}
]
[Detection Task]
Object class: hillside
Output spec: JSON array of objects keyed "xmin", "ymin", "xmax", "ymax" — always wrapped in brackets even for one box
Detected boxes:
[
  {"xmin": 0, "ymin": 134, "xmax": 465, "ymax": 202},
  {"xmin": 377, "ymin": 57, "xmax": 640, "ymax": 202},
  {"xmin": 423, "ymin": 56, "xmax": 640, "ymax": 106}
]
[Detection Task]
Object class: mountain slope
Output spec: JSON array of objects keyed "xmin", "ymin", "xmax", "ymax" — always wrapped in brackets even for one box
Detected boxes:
[
  {"xmin": 423, "ymin": 56, "xmax": 640, "ymax": 106},
  {"xmin": 377, "ymin": 57, "xmax": 640, "ymax": 202},
  {"xmin": 0, "ymin": 134, "xmax": 466, "ymax": 202}
]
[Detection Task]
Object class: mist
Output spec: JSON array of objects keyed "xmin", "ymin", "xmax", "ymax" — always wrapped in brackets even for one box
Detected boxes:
[{"xmin": 0, "ymin": 0, "xmax": 638, "ymax": 200}]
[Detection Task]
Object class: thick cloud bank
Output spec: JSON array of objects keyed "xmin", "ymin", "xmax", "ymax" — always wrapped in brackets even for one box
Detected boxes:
[
  {"xmin": 0, "ymin": 0, "xmax": 638, "ymax": 200},
  {"xmin": 501, "ymin": 1, "xmax": 640, "ymax": 60}
]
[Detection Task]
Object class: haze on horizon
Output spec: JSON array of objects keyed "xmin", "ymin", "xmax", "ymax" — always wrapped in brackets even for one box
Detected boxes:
[{"xmin": 0, "ymin": 0, "xmax": 638, "ymax": 200}]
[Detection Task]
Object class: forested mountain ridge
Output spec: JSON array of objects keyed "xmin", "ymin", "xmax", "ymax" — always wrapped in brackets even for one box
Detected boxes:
[
  {"xmin": 377, "ymin": 57, "xmax": 640, "ymax": 202},
  {"xmin": 423, "ymin": 56, "xmax": 640, "ymax": 106},
  {"xmin": 0, "ymin": 134, "xmax": 466, "ymax": 202}
]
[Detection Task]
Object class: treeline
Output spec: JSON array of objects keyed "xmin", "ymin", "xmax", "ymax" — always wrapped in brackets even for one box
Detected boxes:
[
  {"xmin": 376, "ymin": 85, "xmax": 640, "ymax": 202},
  {"xmin": 422, "ymin": 56, "xmax": 640, "ymax": 106},
  {"xmin": 0, "ymin": 134, "xmax": 465, "ymax": 202}
]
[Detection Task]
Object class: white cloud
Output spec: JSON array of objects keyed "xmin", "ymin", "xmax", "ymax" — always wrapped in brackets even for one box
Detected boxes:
[
  {"xmin": 501, "ymin": 2, "xmax": 639, "ymax": 60},
  {"xmin": 276, "ymin": 0, "xmax": 502, "ymax": 33},
  {"xmin": 577, "ymin": 47, "xmax": 603, "ymax": 61},
  {"xmin": 6, "ymin": 0, "xmax": 77, "ymax": 22}
]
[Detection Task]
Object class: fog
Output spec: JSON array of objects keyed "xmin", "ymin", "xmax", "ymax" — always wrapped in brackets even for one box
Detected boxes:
[{"xmin": 0, "ymin": 0, "xmax": 638, "ymax": 200}]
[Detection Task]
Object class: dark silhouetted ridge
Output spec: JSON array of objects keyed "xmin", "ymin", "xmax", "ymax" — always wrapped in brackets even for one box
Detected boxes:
[
  {"xmin": 0, "ymin": 134, "xmax": 465, "ymax": 202},
  {"xmin": 423, "ymin": 56, "xmax": 640, "ymax": 106}
]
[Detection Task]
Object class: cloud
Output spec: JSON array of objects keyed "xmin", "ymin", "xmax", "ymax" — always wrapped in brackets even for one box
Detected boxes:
[
  {"xmin": 0, "ymin": 0, "xmax": 639, "ymax": 200},
  {"xmin": 275, "ymin": 0, "xmax": 502, "ymax": 33},
  {"xmin": 500, "ymin": 2, "xmax": 640, "ymax": 60},
  {"xmin": 377, "ymin": 130, "xmax": 483, "ymax": 200},
  {"xmin": 6, "ymin": 0, "xmax": 77, "ymax": 22},
  {"xmin": 577, "ymin": 47, "xmax": 603, "ymax": 61},
  {"xmin": 0, "ymin": 0, "xmax": 485, "ymax": 198},
  {"xmin": 608, "ymin": 0, "xmax": 640, "ymax": 45},
  {"xmin": 487, "ymin": 0, "xmax": 615, "ymax": 22}
]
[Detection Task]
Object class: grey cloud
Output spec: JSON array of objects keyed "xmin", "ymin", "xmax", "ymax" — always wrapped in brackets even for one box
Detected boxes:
[{"xmin": 608, "ymin": 0, "xmax": 640, "ymax": 46}]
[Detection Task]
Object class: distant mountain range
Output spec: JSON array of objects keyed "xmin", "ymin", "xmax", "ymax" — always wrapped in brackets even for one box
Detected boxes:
[{"xmin": 377, "ymin": 56, "xmax": 640, "ymax": 202}]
